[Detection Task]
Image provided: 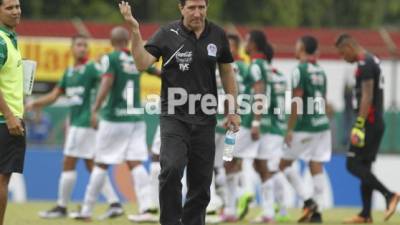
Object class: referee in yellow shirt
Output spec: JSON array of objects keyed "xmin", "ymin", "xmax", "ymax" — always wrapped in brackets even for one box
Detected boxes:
[{"xmin": 0, "ymin": 1, "xmax": 24, "ymax": 225}]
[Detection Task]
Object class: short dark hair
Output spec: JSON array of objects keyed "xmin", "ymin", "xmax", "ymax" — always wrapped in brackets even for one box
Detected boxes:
[
  {"xmin": 179, "ymin": 0, "xmax": 208, "ymax": 6},
  {"xmin": 71, "ymin": 34, "xmax": 88, "ymax": 44},
  {"xmin": 227, "ymin": 33, "xmax": 240, "ymax": 48},
  {"xmin": 300, "ymin": 35, "xmax": 318, "ymax": 54},
  {"xmin": 335, "ymin": 33, "xmax": 353, "ymax": 47}
]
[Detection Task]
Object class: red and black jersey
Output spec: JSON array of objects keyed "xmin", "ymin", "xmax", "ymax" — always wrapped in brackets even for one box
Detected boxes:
[{"xmin": 354, "ymin": 53, "xmax": 384, "ymax": 124}]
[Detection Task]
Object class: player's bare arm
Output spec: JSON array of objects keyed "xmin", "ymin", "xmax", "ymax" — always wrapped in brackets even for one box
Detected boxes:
[
  {"xmin": 0, "ymin": 89, "xmax": 23, "ymax": 136},
  {"xmin": 118, "ymin": 1, "xmax": 157, "ymax": 71},
  {"xmin": 25, "ymin": 87, "xmax": 64, "ymax": 111},
  {"xmin": 285, "ymin": 87, "xmax": 303, "ymax": 146},
  {"xmin": 219, "ymin": 62, "xmax": 240, "ymax": 132},
  {"xmin": 251, "ymin": 80, "xmax": 265, "ymax": 140},
  {"xmin": 359, "ymin": 79, "xmax": 374, "ymax": 119},
  {"xmin": 91, "ymin": 75, "xmax": 114, "ymax": 128}
]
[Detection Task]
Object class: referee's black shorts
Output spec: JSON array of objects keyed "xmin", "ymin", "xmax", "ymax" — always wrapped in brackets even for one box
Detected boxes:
[
  {"xmin": 348, "ymin": 120, "xmax": 385, "ymax": 162},
  {"xmin": 0, "ymin": 122, "xmax": 26, "ymax": 174}
]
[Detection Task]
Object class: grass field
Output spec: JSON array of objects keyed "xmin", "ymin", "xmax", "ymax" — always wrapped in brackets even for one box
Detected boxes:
[{"xmin": 4, "ymin": 202, "xmax": 400, "ymax": 225}]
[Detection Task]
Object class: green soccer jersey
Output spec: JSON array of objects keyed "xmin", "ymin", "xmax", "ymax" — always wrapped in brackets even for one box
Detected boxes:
[
  {"xmin": 260, "ymin": 67, "xmax": 288, "ymax": 136},
  {"xmin": 243, "ymin": 58, "xmax": 270, "ymax": 129},
  {"xmin": 292, "ymin": 62, "xmax": 330, "ymax": 132},
  {"xmin": 99, "ymin": 50, "xmax": 143, "ymax": 122},
  {"xmin": 216, "ymin": 60, "xmax": 248, "ymax": 134},
  {"xmin": 57, "ymin": 61, "xmax": 101, "ymax": 127}
]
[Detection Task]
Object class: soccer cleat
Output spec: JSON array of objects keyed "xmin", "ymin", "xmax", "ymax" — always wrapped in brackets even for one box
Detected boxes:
[
  {"xmin": 236, "ymin": 192, "xmax": 254, "ymax": 220},
  {"xmin": 38, "ymin": 205, "xmax": 67, "ymax": 219},
  {"xmin": 219, "ymin": 213, "xmax": 239, "ymax": 222},
  {"xmin": 274, "ymin": 204, "xmax": 290, "ymax": 222},
  {"xmin": 343, "ymin": 215, "xmax": 372, "ymax": 224},
  {"xmin": 250, "ymin": 215, "xmax": 275, "ymax": 224},
  {"xmin": 384, "ymin": 193, "xmax": 400, "ymax": 221},
  {"xmin": 206, "ymin": 215, "xmax": 223, "ymax": 224},
  {"xmin": 275, "ymin": 214, "xmax": 290, "ymax": 223},
  {"xmin": 70, "ymin": 211, "xmax": 92, "ymax": 222},
  {"xmin": 127, "ymin": 212, "xmax": 158, "ymax": 223},
  {"xmin": 298, "ymin": 199, "xmax": 318, "ymax": 223},
  {"xmin": 308, "ymin": 212, "xmax": 323, "ymax": 223},
  {"xmin": 97, "ymin": 202, "xmax": 124, "ymax": 220}
]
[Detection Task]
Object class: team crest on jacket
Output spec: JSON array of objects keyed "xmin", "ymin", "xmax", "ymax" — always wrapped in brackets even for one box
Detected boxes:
[{"xmin": 207, "ymin": 43, "xmax": 217, "ymax": 57}]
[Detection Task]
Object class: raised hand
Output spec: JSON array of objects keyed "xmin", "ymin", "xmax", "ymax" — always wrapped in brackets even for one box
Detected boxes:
[{"xmin": 118, "ymin": 1, "xmax": 139, "ymax": 29}]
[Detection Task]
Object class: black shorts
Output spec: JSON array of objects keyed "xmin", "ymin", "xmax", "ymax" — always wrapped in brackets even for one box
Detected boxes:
[
  {"xmin": 0, "ymin": 122, "xmax": 26, "ymax": 174},
  {"xmin": 348, "ymin": 121, "xmax": 384, "ymax": 162}
]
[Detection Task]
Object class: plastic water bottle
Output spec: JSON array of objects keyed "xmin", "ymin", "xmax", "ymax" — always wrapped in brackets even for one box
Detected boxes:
[{"xmin": 223, "ymin": 130, "xmax": 236, "ymax": 161}]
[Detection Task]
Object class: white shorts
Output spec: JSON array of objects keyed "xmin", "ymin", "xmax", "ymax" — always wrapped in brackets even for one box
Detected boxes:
[
  {"xmin": 282, "ymin": 130, "xmax": 332, "ymax": 162},
  {"xmin": 94, "ymin": 120, "xmax": 148, "ymax": 164},
  {"xmin": 64, "ymin": 126, "xmax": 96, "ymax": 159},
  {"xmin": 152, "ymin": 126, "xmax": 161, "ymax": 155},
  {"xmin": 214, "ymin": 133, "xmax": 225, "ymax": 168},
  {"xmin": 258, "ymin": 134, "xmax": 284, "ymax": 171},
  {"xmin": 233, "ymin": 128, "xmax": 260, "ymax": 159}
]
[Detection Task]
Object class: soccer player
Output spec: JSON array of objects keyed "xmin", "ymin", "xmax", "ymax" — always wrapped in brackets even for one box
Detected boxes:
[
  {"xmin": 72, "ymin": 26, "xmax": 157, "ymax": 222},
  {"xmin": 244, "ymin": 30, "xmax": 289, "ymax": 223},
  {"xmin": 280, "ymin": 35, "xmax": 331, "ymax": 223},
  {"xmin": 216, "ymin": 34, "xmax": 252, "ymax": 222},
  {"xmin": 119, "ymin": 1, "xmax": 240, "ymax": 225},
  {"xmin": 335, "ymin": 34, "xmax": 400, "ymax": 223},
  {"xmin": 26, "ymin": 34, "xmax": 123, "ymax": 220},
  {"xmin": 205, "ymin": 33, "xmax": 248, "ymax": 223},
  {"xmin": 0, "ymin": 1, "xmax": 24, "ymax": 225}
]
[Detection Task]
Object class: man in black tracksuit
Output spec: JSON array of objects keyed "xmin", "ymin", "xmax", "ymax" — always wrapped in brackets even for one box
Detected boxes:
[
  {"xmin": 336, "ymin": 34, "xmax": 399, "ymax": 223},
  {"xmin": 119, "ymin": 1, "xmax": 241, "ymax": 225}
]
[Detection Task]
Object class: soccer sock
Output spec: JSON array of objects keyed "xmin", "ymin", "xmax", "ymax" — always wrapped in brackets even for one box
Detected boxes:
[
  {"xmin": 57, "ymin": 170, "xmax": 77, "ymax": 208},
  {"xmin": 150, "ymin": 162, "xmax": 161, "ymax": 207},
  {"xmin": 261, "ymin": 178, "xmax": 275, "ymax": 218},
  {"xmin": 283, "ymin": 166, "xmax": 311, "ymax": 201},
  {"xmin": 273, "ymin": 172, "xmax": 288, "ymax": 212},
  {"xmin": 360, "ymin": 182, "xmax": 373, "ymax": 218},
  {"xmin": 312, "ymin": 173, "xmax": 325, "ymax": 211},
  {"xmin": 81, "ymin": 166, "xmax": 107, "ymax": 216},
  {"xmin": 100, "ymin": 174, "xmax": 119, "ymax": 205},
  {"xmin": 131, "ymin": 165, "xmax": 154, "ymax": 213},
  {"xmin": 9, "ymin": 173, "xmax": 27, "ymax": 203},
  {"xmin": 224, "ymin": 172, "xmax": 240, "ymax": 216},
  {"xmin": 208, "ymin": 172, "xmax": 223, "ymax": 212}
]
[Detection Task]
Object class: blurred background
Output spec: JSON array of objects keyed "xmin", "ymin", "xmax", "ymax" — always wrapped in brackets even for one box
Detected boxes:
[{"xmin": 10, "ymin": 0, "xmax": 400, "ymax": 211}]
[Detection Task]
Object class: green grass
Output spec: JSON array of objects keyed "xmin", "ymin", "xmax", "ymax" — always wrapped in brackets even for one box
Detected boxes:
[{"xmin": 4, "ymin": 202, "xmax": 400, "ymax": 225}]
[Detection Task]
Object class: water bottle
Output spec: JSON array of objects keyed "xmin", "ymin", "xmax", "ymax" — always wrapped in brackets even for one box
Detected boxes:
[{"xmin": 223, "ymin": 130, "xmax": 236, "ymax": 161}]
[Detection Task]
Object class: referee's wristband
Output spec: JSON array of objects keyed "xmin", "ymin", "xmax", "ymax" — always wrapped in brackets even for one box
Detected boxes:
[{"xmin": 251, "ymin": 120, "xmax": 261, "ymax": 127}]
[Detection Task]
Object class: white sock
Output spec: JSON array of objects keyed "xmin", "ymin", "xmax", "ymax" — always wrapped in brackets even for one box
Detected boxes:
[
  {"xmin": 312, "ymin": 173, "xmax": 325, "ymax": 211},
  {"xmin": 100, "ymin": 175, "xmax": 119, "ymax": 205},
  {"xmin": 57, "ymin": 171, "xmax": 77, "ymax": 208},
  {"xmin": 224, "ymin": 172, "xmax": 239, "ymax": 216},
  {"xmin": 81, "ymin": 167, "xmax": 107, "ymax": 216},
  {"xmin": 150, "ymin": 162, "xmax": 161, "ymax": 208},
  {"xmin": 284, "ymin": 166, "xmax": 311, "ymax": 201},
  {"xmin": 273, "ymin": 172, "xmax": 288, "ymax": 210},
  {"xmin": 261, "ymin": 179, "xmax": 275, "ymax": 218},
  {"xmin": 208, "ymin": 172, "xmax": 223, "ymax": 212},
  {"xmin": 9, "ymin": 173, "xmax": 27, "ymax": 203},
  {"xmin": 132, "ymin": 165, "xmax": 154, "ymax": 213}
]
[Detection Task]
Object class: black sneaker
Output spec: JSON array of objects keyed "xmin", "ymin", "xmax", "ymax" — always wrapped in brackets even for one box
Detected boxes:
[
  {"xmin": 97, "ymin": 203, "xmax": 124, "ymax": 220},
  {"xmin": 298, "ymin": 199, "xmax": 318, "ymax": 223},
  {"xmin": 309, "ymin": 212, "xmax": 323, "ymax": 223},
  {"xmin": 38, "ymin": 205, "xmax": 67, "ymax": 219}
]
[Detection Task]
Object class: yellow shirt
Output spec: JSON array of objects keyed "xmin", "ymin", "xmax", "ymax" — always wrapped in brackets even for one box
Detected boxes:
[{"xmin": 0, "ymin": 28, "xmax": 24, "ymax": 122}]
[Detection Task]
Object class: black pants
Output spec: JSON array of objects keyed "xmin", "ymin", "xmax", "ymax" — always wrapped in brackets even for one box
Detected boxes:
[
  {"xmin": 0, "ymin": 122, "xmax": 26, "ymax": 174},
  {"xmin": 346, "ymin": 121, "xmax": 392, "ymax": 217},
  {"xmin": 159, "ymin": 116, "xmax": 215, "ymax": 225}
]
